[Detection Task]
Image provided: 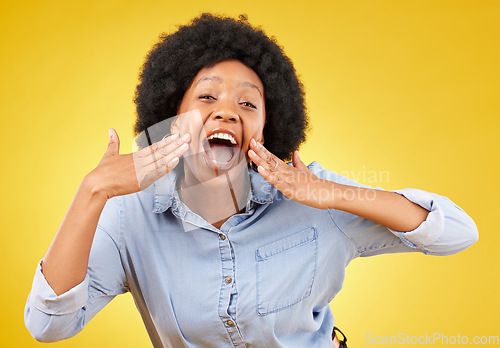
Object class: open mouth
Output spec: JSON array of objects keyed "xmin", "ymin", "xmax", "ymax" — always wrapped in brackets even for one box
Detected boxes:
[{"xmin": 202, "ymin": 130, "xmax": 240, "ymax": 172}]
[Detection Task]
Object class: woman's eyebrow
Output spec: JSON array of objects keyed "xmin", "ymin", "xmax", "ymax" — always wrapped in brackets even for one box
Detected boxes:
[
  {"xmin": 196, "ymin": 76, "xmax": 222, "ymax": 85},
  {"xmin": 195, "ymin": 76, "xmax": 262, "ymax": 97},
  {"xmin": 239, "ymin": 81, "xmax": 262, "ymax": 97}
]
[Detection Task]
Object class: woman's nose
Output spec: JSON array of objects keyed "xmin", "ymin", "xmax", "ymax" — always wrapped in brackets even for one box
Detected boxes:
[{"xmin": 211, "ymin": 105, "xmax": 239, "ymax": 122}]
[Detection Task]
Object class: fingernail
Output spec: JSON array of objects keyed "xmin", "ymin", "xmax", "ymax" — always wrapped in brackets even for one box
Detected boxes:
[
  {"xmin": 167, "ymin": 157, "xmax": 179, "ymax": 169},
  {"xmin": 251, "ymin": 138, "xmax": 256, "ymax": 147},
  {"xmin": 164, "ymin": 134, "xmax": 178, "ymax": 145},
  {"xmin": 258, "ymin": 165, "xmax": 268, "ymax": 176},
  {"xmin": 180, "ymin": 143, "xmax": 189, "ymax": 151},
  {"xmin": 248, "ymin": 149, "xmax": 256, "ymax": 157},
  {"xmin": 182, "ymin": 133, "xmax": 191, "ymax": 142},
  {"xmin": 108, "ymin": 129, "xmax": 113, "ymax": 139}
]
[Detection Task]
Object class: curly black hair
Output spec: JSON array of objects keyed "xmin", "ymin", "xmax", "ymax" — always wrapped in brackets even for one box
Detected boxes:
[{"xmin": 134, "ymin": 13, "xmax": 308, "ymax": 161}]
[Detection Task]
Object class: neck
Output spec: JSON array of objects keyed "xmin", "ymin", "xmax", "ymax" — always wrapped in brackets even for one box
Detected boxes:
[{"xmin": 178, "ymin": 160, "xmax": 250, "ymax": 229}]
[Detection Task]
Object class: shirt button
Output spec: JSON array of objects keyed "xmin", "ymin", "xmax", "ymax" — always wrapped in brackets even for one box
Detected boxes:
[
  {"xmin": 219, "ymin": 234, "xmax": 226, "ymax": 240},
  {"xmin": 225, "ymin": 276, "xmax": 233, "ymax": 284},
  {"xmin": 226, "ymin": 320, "xmax": 235, "ymax": 327}
]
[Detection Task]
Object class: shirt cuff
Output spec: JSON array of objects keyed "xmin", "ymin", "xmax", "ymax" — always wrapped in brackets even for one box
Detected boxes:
[
  {"xmin": 29, "ymin": 259, "xmax": 89, "ymax": 315},
  {"xmin": 389, "ymin": 188, "xmax": 445, "ymax": 249}
]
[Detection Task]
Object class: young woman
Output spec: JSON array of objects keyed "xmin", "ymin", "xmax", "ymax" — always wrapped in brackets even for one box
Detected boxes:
[{"xmin": 25, "ymin": 13, "xmax": 478, "ymax": 348}]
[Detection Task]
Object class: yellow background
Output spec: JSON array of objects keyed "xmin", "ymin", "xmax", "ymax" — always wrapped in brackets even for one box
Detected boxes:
[{"xmin": 1, "ymin": 0, "xmax": 498, "ymax": 347}]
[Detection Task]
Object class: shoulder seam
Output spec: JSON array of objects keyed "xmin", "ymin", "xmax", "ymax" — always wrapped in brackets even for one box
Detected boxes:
[{"xmin": 327, "ymin": 209, "xmax": 364, "ymax": 258}]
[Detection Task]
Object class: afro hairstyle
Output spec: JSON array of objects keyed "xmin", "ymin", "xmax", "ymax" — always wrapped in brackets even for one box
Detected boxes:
[{"xmin": 134, "ymin": 13, "xmax": 308, "ymax": 161}]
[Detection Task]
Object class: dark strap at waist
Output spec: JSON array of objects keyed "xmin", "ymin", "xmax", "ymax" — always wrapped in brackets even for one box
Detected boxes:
[{"xmin": 333, "ymin": 326, "xmax": 348, "ymax": 348}]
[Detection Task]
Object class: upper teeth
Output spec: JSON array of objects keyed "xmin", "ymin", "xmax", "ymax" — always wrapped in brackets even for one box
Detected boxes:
[{"xmin": 208, "ymin": 132, "xmax": 236, "ymax": 145}]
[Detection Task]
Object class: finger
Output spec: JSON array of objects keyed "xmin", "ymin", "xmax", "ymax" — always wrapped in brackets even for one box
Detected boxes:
[
  {"xmin": 249, "ymin": 139, "xmax": 281, "ymax": 172},
  {"xmin": 158, "ymin": 133, "xmax": 181, "ymax": 150},
  {"xmin": 138, "ymin": 155, "xmax": 181, "ymax": 190},
  {"xmin": 159, "ymin": 133, "xmax": 190, "ymax": 156},
  {"xmin": 150, "ymin": 142, "xmax": 189, "ymax": 169},
  {"xmin": 257, "ymin": 165, "xmax": 272, "ymax": 182},
  {"xmin": 139, "ymin": 164, "xmax": 168, "ymax": 190},
  {"xmin": 139, "ymin": 133, "xmax": 180, "ymax": 157},
  {"xmin": 105, "ymin": 128, "xmax": 120, "ymax": 157},
  {"xmin": 249, "ymin": 138, "xmax": 272, "ymax": 159},
  {"xmin": 134, "ymin": 134, "xmax": 189, "ymax": 183},
  {"xmin": 257, "ymin": 165, "xmax": 291, "ymax": 193},
  {"xmin": 248, "ymin": 149, "xmax": 264, "ymax": 167},
  {"xmin": 249, "ymin": 149, "xmax": 280, "ymax": 176},
  {"xmin": 292, "ymin": 151, "xmax": 308, "ymax": 170},
  {"xmin": 138, "ymin": 133, "xmax": 189, "ymax": 165}
]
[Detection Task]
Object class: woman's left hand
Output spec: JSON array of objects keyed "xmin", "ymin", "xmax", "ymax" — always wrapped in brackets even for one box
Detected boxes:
[{"xmin": 248, "ymin": 138, "xmax": 335, "ymax": 210}]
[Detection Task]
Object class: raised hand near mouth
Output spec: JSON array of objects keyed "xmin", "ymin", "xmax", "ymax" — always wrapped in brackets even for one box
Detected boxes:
[
  {"xmin": 248, "ymin": 138, "xmax": 430, "ymax": 231},
  {"xmin": 90, "ymin": 128, "xmax": 191, "ymax": 199},
  {"xmin": 248, "ymin": 138, "xmax": 335, "ymax": 210},
  {"xmin": 40, "ymin": 128, "xmax": 191, "ymax": 296}
]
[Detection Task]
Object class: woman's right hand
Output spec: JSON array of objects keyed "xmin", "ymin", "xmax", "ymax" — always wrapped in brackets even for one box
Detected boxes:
[{"xmin": 87, "ymin": 128, "xmax": 191, "ymax": 200}]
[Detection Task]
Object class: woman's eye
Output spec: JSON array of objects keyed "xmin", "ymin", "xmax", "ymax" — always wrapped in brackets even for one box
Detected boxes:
[
  {"xmin": 199, "ymin": 95, "xmax": 216, "ymax": 100},
  {"xmin": 241, "ymin": 101, "xmax": 257, "ymax": 109}
]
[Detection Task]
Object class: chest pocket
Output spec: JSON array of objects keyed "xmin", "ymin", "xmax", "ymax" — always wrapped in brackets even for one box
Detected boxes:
[{"xmin": 256, "ymin": 227, "xmax": 318, "ymax": 316}]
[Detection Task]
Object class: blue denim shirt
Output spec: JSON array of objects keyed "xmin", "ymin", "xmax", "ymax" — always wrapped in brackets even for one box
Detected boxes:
[{"xmin": 25, "ymin": 162, "xmax": 478, "ymax": 347}]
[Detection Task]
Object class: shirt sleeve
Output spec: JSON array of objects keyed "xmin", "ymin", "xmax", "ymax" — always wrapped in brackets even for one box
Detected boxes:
[
  {"xmin": 24, "ymin": 197, "xmax": 128, "ymax": 343},
  {"xmin": 309, "ymin": 162, "xmax": 478, "ymax": 258},
  {"xmin": 388, "ymin": 188, "xmax": 478, "ymax": 255}
]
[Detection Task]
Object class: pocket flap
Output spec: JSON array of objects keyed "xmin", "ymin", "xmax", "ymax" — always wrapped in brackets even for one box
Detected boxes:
[{"xmin": 256, "ymin": 227, "xmax": 317, "ymax": 261}]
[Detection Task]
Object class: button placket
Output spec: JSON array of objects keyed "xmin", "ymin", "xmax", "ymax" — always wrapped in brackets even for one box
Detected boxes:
[{"xmin": 217, "ymin": 229, "xmax": 245, "ymax": 346}]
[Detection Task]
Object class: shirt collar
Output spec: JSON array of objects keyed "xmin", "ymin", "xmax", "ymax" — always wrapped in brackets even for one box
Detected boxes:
[{"xmin": 151, "ymin": 165, "xmax": 275, "ymax": 214}]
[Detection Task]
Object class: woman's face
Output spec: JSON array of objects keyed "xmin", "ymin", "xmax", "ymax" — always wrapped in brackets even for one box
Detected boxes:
[{"xmin": 176, "ymin": 59, "xmax": 266, "ymax": 183}]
